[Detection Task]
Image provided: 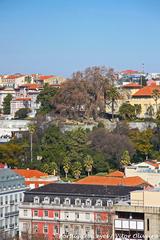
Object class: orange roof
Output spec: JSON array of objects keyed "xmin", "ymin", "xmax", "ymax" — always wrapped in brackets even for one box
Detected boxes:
[
  {"xmin": 121, "ymin": 70, "xmax": 139, "ymax": 75},
  {"xmin": 76, "ymin": 176, "xmax": 151, "ymax": 187},
  {"xmin": 20, "ymin": 83, "xmax": 42, "ymax": 90},
  {"xmin": 15, "ymin": 97, "xmax": 31, "ymax": 101},
  {"xmin": 123, "ymin": 83, "xmax": 142, "ymax": 88},
  {"xmin": 107, "ymin": 170, "xmax": 124, "ymax": 178},
  {"xmin": 145, "ymin": 161, "xmax": 159, "ymax": 168},
  {"xmin": 133, "ymin": 83, "xmax": 160, "ymax": 97},
  {"xmin": 5, "ymin": 75, "xmax": 25, "ymax": 79},
  {"xmin": 39, "ymin": 75, "xmax": 55, "ymax": 80},
  {"xmin": 13, "ymin": 169, "xmax": 48, "ymax": 179}
]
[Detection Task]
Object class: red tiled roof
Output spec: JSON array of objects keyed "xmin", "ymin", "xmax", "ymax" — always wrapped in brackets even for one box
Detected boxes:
[
  {"xmin": 76, "ymin": 176, "xmax": 151, "ymax": 187},
  {"xmin": 123, "ymin": 83, "xmax": 142, "ymax": 88},
  {"xmin": 15, "ymin": 97, "xmax": 31, "ymax": 101},
  {"xmin": 107, "ymin": 170, "xmax": 124, "ymax": 178},
  {"xmin": 5, "ymin": 75, "xmax": 24, "ymax": 79},
  {"xmin": 13, "ymin": 169, "xmax": 48, "ymax": 178},
  {"xmin": 20, "ymin": 83, "xmax": 42, "ymax": 90},
  {"xmin": 145, "ymin": 161, "xmax": 159, "ymax": 168},
  {"xmin": 133, "ymin": 83, "xmax": 160, "ymax": 97},
  {"xmin": 121, "ymin": 70, "xmax": 139, "ymax": 75},
  {"xmin": 39, "ymin": 75, "xmax": 55, "ymax": 80}
]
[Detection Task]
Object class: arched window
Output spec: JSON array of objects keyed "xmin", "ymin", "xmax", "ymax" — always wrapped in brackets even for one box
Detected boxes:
[
  {"xmin": 34, "ymin": 196, "xmax": 39, "ymax": 204},
  {"xmin": 86, "ymin": 199, "xmax": 91, "ymax": 206},
  {"xmin": 43, "ymin": 196, "xmax": 50, "ymax": 204},
  {"xmin": 64, "ymin": 198, "xmax": 70, "ymax": 205},
  {"xmin": 54, "ymin": 197, "xmax": 60, "ymax": 205},
  {"xmin": 96, "ymin": 199, "xmax": 102, "ymax": 207},
  {"xmin": 75, "ymin": 198, "xmax": 81, "ymax": 206}
]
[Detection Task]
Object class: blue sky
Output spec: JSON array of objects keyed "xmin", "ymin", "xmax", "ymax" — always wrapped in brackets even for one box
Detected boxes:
[{"xmin": 0, "ymin": 0, "xmax": 160, "ymax": 76}]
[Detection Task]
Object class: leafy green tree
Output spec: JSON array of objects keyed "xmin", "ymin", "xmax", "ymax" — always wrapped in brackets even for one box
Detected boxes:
[
  {"xmin": 15, "ymin": 108, "xmax": 31, "ymax": 119},
  {"xmin": 129, "ymin": 129, "xmax": 153, "ymax": 160},
  {"xmin": 0, "ymin": 143, "xmax": 25, "ymax": 167},
  {"xmin": 37, "ymin": 84, "xmax": 58, "ymax": 114},
  {"xmin": 134, "ymin": 104, "xmax": 141, "ymax": 117},
  {"xmin": 63, "ymin": 157, "xmax": 71, "ymax": 179},
  {"xmin": 72, "ymin": 161, "xmax": 82, "ymax": 179},
  {"xmin": 152, "ymin": 89, "xmax": 160, "ymax": 114},
  {"xmin": 119, "ymin": 102, "xmax": 136, "ymax": 120},
  {"xmin": 146, "ymin": 105, "xmax": 154, "ymax": 120},
  {"xmin": 84, "ymin": 154, "xmax": 93, "ymax": 176},
  {"xmin": 120, "ymin": 150, "xmax": 131, "ymax": 168},
  {"xmin": 3, "ymin": 93, "xmax": 12, "ymax": 114}
]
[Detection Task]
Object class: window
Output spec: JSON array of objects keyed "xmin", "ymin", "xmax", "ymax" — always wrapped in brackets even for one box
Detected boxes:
[
  {"xmin": 54, "ymin": 225, "xmax": 59, "ymax": 235},
  {"xmin": 23, "ymin": 210, "xmax": 28, "ymax": 216},
  {"xmin": 34, "ymin": 196, "xmax": 39, "ymax": 204},
  {"xmin": 23, "ymin": 223, "xmax": 28, "ymax": 232},
  {"xmin": 64, "ymin": 212, "xmax": 69, "ymax": 219},
  {"xmin": 75, "ymin": 212, "xmax": 79, "ymax": 219},
  {"xmin": 33, "ymin": 224, "xmax": 38, "ymax": 233},
  {"xmin": 86, "ymin": 199, "xmax": 91, "ymax": 206},
  {"xmin": 85, "ymin": 227, "xmax": 90, "ymax": 236},
  {"xmin": 147, "ymin": 219, "xmax": 150, "ymax": 231},
  {"xmin": 64, "ymin": 198, "xmax": 70, "ymax": 205},
  {"xmin": 85, "ymin": 213, "xmax": 90, "ymax": 220},
  {"xmin": 75, "ymin": 198, "xmax": 81, "ymax": 206},
  {"xmin": 44, "ymin": 210, "xmax": 48, "ymax": 217},
  {"xmin": 96, "ymin": 199, "xmax": 102, "ymax": 207},
  {"xmin": 34, "ymin": 210, "xmax": 38, "ymax": 217},
  {"xmin": 54, "ymin": 212, "xmax": 59, "ymax": 219},
  {"xmin": 54, "ymin": 197, "xmax": 60, "ymax": 205},
  {"xmin": 96, "ymin": 227, "xmax": 101, "ymax": 236},
  {"xmin": 96, "ymin": 213, "xmax": 101, "ymax": 222},
  {"xmin": 5, "ymin": 196, "xmax": 8, "ymax": 204},
  {"xmin": 44, "ymin": 197, "xmax": 50, "ymax": 204},
  {"xmin": 43, "ymin": 224, "xmax": 48, "ymax": 234},
  {"xmin": 64, "ymin": 225, "xmax": 69, "ymax": 234}
]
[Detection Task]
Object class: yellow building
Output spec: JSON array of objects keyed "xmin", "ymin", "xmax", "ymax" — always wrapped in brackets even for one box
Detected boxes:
[{"xmin": 130, "ymin": 82, "xmax": 160, "ymax": 118}]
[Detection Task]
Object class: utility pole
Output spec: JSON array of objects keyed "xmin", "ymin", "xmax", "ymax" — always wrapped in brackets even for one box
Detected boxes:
[{"xmin": 28, "ymin": 124, "xmax": 36, "ymax": 163}]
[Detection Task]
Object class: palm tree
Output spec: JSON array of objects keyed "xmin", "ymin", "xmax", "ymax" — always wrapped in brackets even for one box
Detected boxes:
[
  {"xmin": 152, "ymin": 89, "xmax": 160, "ymax": 115},
  {"xmin": 41, "ymin": 163, "xmax": 49, "ymax": 174},
  {"xmin": 84, "ymin": 155, "xmax": 93, "ymax": 176},
  {"xmin": 106, "ymin": 86, "xmax": 121, "ymax": 121},
  {"xmin": 72, "ymin": 162, "xmax": 82, "ymax": 179},
  {"xmin": 49, "ymin": 162, "xmax": 58, "ymax": 175},
  {"xmin": 63, "ymin": 157, "xmax": 71, "ymax": 179}
]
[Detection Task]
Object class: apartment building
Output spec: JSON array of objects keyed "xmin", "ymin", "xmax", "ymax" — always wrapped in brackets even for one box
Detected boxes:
[
  {"xmin": 19, "ymin": 183, "xmax": 140, "ymax": 240},
  {"xmin": 10, "ymin": 83, "xmax": 42, "ymax": 117},
  {"xmin": 13, "ymin": 168, "xmax": 59, "ymax": 189},
  {"xmin": 0, "ymin": 168, "xmax": 27, "ymax": 239},
  {"xmin": 125, "ymin": 160, "xmax": 160, "ymax": 186},
  {"xmin": 113, "ymin": 188, "xmax": 160, "ymax": 240}
]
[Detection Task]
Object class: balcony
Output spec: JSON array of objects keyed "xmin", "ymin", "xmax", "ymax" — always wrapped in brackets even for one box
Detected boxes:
[
  {"xmin": 5, "ymin": 211, "xmax": 19, "ymax": 217},
  {"xmin": 10, "ymin": 200, "xmax": 14, "ymax": 205},
  {"xmin": 9, "ymin": 224, "xmax": 14, "ymax": 229}
]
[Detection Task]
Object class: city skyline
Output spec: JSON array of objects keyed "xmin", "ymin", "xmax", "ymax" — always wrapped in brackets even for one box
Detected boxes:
[{"xmin": 0, "ymin": 0, "xmax": 160, "ymax": 76}]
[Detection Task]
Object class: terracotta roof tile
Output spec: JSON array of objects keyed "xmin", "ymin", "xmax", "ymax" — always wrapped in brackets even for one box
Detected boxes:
[
  {"xmin": 133, "ymin": 83, "xmax": 160, "ymax": 97},
  {"xmin": 76, "ymin": 176, "xmax": 151, "ymax": 187},
  {"xmin": 15, "ymin": 97, "xmax": 31, "ymax": 101},
  {"xmin": 13, "ymin": 169, "xmax": 48, "ymax": 179},
  {"xmin": 107, "ymin": 170, "xmax": 124, "ymax": 178},
  {"xmin": 123, "ymin": 83, "xmax": 142, "ymax": 88},
  {"xmin": 20, "ymin": 83, "xmax": 42, "ymax": 90}
]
